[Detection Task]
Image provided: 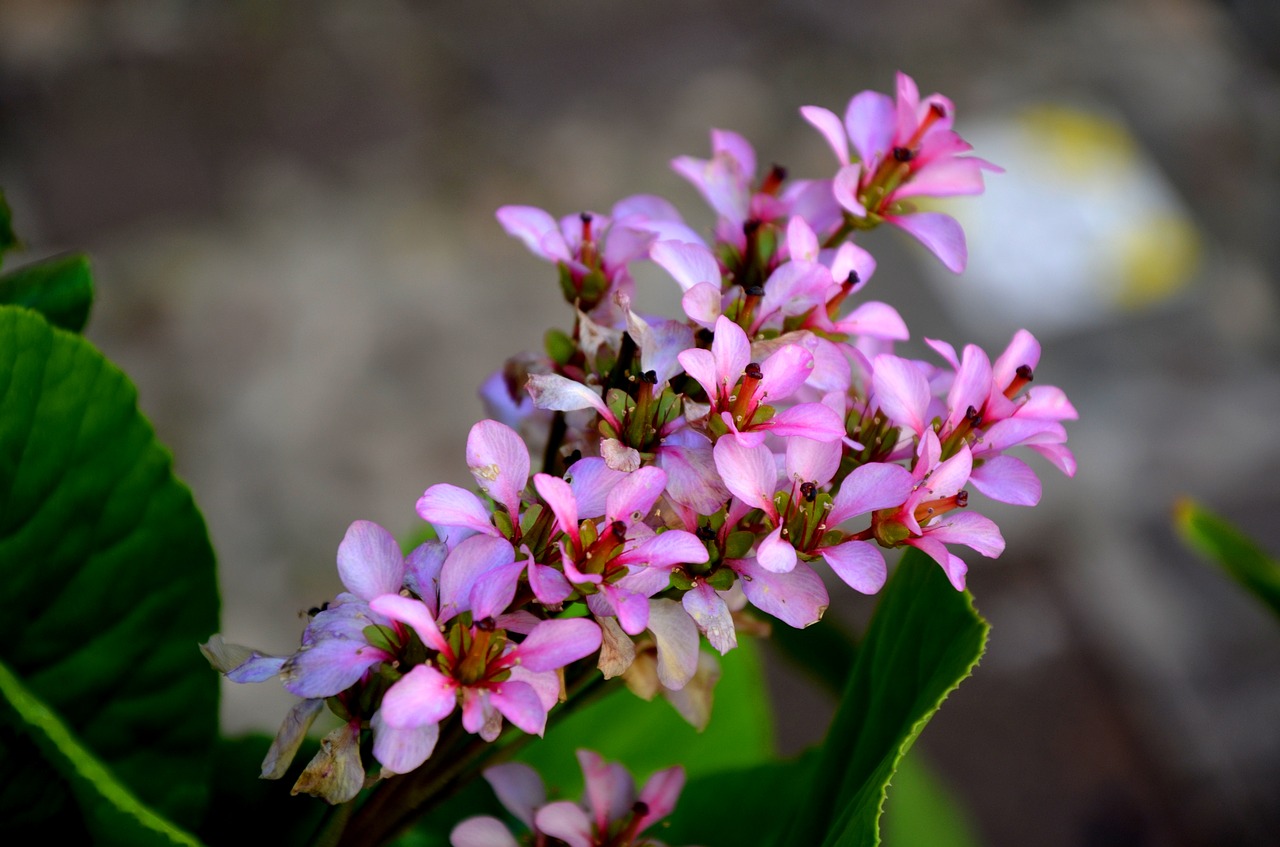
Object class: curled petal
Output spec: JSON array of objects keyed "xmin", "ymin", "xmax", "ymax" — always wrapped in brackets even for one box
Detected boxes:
[
  {"xmin": 261, "ymin": 698, "xmax": 325, "ymax": 780},
  {"xmin": 292, "ymin": 722, "xmax": 364, "ymax": 804},
  {"xmin": 466, "ymin": 419, "xmax": 530, "ymax": 517},
  {"xmin": 525, "ymin": 374, "xmax": 619, "ymax": 429},
  {"xmin": 371, "ymin": 709, "xmax": 439, "ymax": 775},
  {"xmin": 416, "ymin": 484, "xmax": 499, "ymax": 543},
  {"xmin": 732, "ymin": 558, "xmax": 828, "ymax": 628},
  {"xmin": 647, "ymin": 598, "xmax": 700, "ymax": 691},
  {"xmin": 884, "ymin": 211, "xmax": 967, "ymax": 273},
  {"xmin": 682, "ymin": 582, "xmax": 737, "ymax": 655},
  {"xmin": 757, "ymin": 526, "xmax": 797, "ymax": 574},
  {"xmin": 820, "ymin": 540, "xmax": 887, "ymax": 594}
]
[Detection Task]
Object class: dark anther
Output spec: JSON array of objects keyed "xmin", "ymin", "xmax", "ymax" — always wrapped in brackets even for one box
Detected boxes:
[
  {"xmin": 745, "ymin": 362, "xmax": 763, "ymax": 380},
  {"xmin": 306, "ymin": 600, "xmax": 330, "ymax": 617},
  {"xmin": 956, "ymin": 490, "xmax": 969, "ymax": 508},
  {"xmin": 476, "ymin": 617, "xmax": 497, "ymax": 632},
  {"xmin": 746, "ymin": 284, "xmax": 765, "ymax": 297},
  {"xmin": 632, "ymin": 801, "xmax": 650, "ymax": 817},
  {"xmin": 1016, "ymin": 364, "xmax": 1034, "ymax": 382},
  {"xmin": 930, "ymin": 103, "xmax": 947, "ymax": 119},
  {"xmin": 965, "ymin": 405, "xmax": 981, "ymax": 423},
  {"xmin": 743, "ymin": 218, "xmax": 761, "ymax": 236},
  {"xmin": 696, "ymin": 525, "xmax": 717, "ymax": 541},
  {"xmin": 641, "ymin": 369, "xmax": 658, "ymax": 384},
  {"xmin": 892, "ymin": 146, "xmax": 915, "ymax": 162},
  {"xmin": 769, "ymin": 164, "xmax": 788, "ymax": 182},
  {"xmin": 579, "ymin": 212, "xmax": 593, "ymax": 224},
  {"xmin": 846, "ymin": 270, "xmax": 860, "ymax": 286},
  {"xmin": 563, "ymin": 450, "xmax": 582, "ymax": 473},
  {"xmin": 611, "ymin": 520, "xmax": 628, "ymax": 541},
  {"xmin": 800, "ymin": 481, "xmax": 818, "ymax": 502}
]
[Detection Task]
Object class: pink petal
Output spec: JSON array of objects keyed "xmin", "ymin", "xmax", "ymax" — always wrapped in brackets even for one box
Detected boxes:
[
  {"xmin": 381, "ymin": 665, "xmax": 457, "ymax": 728},
  {"xmin": 635, "ymin": 765, "xmax": 686, "ymax": 832},
  {"xmin": 732, "ymin": 558, "xmax": 828, "ymax": 628},
  {"xmin": 578, "ymin": 750, "xmax": 635, "ymax": 834},
  {"xmin": 528, "ymin": 561, "xmax": 573, "ymax": 606},
  {"xmin": 681, "ymin": 281, "xmax": 724, "ymax": 328},
  {"xmin": 490, "ymin": 680, "xmax": 548, "ymax": 736},
  {"xmin": 511, "ymin": 666, "xmax": 561, "ymax": 711},
  {"xmin": 416, "ymin": 484, "xmax": 500, "ymax": 542},
  {"xmin": 469, "ymin": 561, "xmax": 524, "ymax": 621},
  {"xmin": 605, "ymin": 465, "xmax": 667, "ymax": 526},
  {"xmin": 483, "ymin": 763, "xmax": 545, "ymax": 827},
  {"xmin": 832, "ymin": 300, "xmax": 909, "ymax": 340},
  {"xmin": 515, "ymin": 618, "xmax": 602, "ymax": 672},
  {"xmin": 872, "ymin": 354, "xmax": 931, "ymax": 435},
  {"xmin": 651, "ymin": 240, "xmax": 720, "ymax": 292},
  {"xmin": 615, "ymin": 530, "xmax": 709, "ymax": 571},
  {"xmin": 992, "ymin": 329, "xmax": 1042, "ymax": 389},
  {"xmin": 757, "ymin": 343, "xmax": 815, "ymax": 402},
  {"xmin": 832, "ymin": 164, "xmax": 867, "ymax": 216},
  {"xmin": 820, "ymin": 540, "xmax": 887, "ymax": 594},
  {"xmin": 710, "ymin": 315, "xmax": 752, "ymax": 390},
  {"xmin": 657, "ymin": 432, "xmax": 731, "ymax": 513},
  {"xmin": 969, "ymin": 455, "xmax": 1041, "ymax": 506},
  {"xmin": 926, "ymin": 510, "xmax": 1005, "ymax": 558},
  {"xmin": 404, "ymin": 541, "xmax": 447, "ymax": 616},
  {"xmin": 336, "ymin": 520, "xmax": 406, "ymax": 601},
  {"xmin": 712, "ymin": 128, "xmax": 757, "ymax": 177},
  {"xmin": 439, "ymin": 535, "xmax": 517, "ymax": 623},
  {"xmin": 713, "ymin": 437, "xmax": 779, "ymax": 519},
  {"xmin": 800, "ymin": 104, "xmax": 850, "ymax": 164},
  {"xmin": 844, "ymin": 90, "xmax": 897, "ymax": 166},
  {"xmin": 449, "ymin": 816, "xmax": 520, "ymax": 847},
  {"xmin": 785, "ymin": 436, "xmax": 841, "ymax": 487},
  {"xmin": 908, "ymin": 536, "xmax": 969, "ymax": 590},
  {"xmin": 534, "ymin": 802, "xmax": 594, "ymax": 847},
  {"xmin": 756, "ymin": 526, "xmax": 797, "ymax": 574},
  {"xmin": 564, "ymin": 457, "xmax": 626, "ymax": 518},
  {"xmin": 496, "ymin": 205, "xmax": 569, "ymax": 262},
  {"xmin": 885, "ymin": 211, "xmax": 967, "ymax": 273},
  {"xmin": 944, "ymin": 344, "xmax": 993, "ymax": 435},
  {"xmin": 828, "ymin": 462, "xmax": 915, "ymax": 525},
  {"xmin": 894, "ymin": 157, "xmax": 988, "ymax": 200},
  {"xmin": 371, "ymin": 709, "xmax": 439, "ymax": 775},
  {"xmin": 534, "ymin": 473, "xmax": 581, "ymax": 546},
  {"xmin": 466, "ymin": 420, "xmax": 530, "ymax": 517},
  {"xmin": 369, "ymin": 594, "xmax": 448, "ymax": 654},
  {"xmin": 602, "ymin": 584, "xmax": 651, "ymax": 635},
  {"xmin": 766, "ymin": 402, "xmax": 846, "ymax": 442}
]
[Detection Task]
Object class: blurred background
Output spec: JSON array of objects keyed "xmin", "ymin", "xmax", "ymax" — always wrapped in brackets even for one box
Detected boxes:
[{"xmin": 2, "ymin": 1, "xmax": 1278, "ymax": 844}]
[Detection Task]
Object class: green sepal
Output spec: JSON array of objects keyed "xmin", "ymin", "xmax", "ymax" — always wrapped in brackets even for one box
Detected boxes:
[
  {"xmin": 362, "ymin": 624, "xmax": 400, "ymax": 655},
  {"xmin": 725, "ymin": 531, "xmax": 756, "ymax": 560},
  {"xmin": 544, "ymin": 327, "xmax": 576, "ymax": 366},
  {"xmin": 557, "ymin": 263, "xmax": 577, "ymax": 304},
  {"xmin": 706, "ymin": 568, "xmax": 736, "ymax": 591},
  {"xmin": 577, "ymin": 269, "xmax": 608, "ymax": 310},
  {"xmin": 492, "ymin": 508, "xmax": 515, "ymax": 539},
  {"xmin": 670, "ymin": 571, "xmax": 695, "ymax": 592}
]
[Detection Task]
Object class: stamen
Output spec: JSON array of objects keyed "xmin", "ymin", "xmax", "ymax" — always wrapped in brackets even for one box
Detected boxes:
[
  {"xmin": 745, "ymin": 362, "xmax": 763, "ymax": 380},
  {"xmin": 800, "ymin": 481, "xmax": 818, "ymax": 502},
  {"xmin": 892, "ymin": 146, "xmax": 915, "ymax": 162},
  {"xmin": 640, "ymin": 369, "xmax": 658, "ymax": 385}
]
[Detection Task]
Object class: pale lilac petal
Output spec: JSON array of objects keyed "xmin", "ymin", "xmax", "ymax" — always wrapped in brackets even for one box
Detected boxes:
[
  {"xmin": 535, "ymin": 802, "xmax": 594, "ymax": 847},
  {"xmin": 671, "ymin": 153, "xmax": 748, "ymax": 226},
  {"xmin": 483, "ymin": 762, "xmax": 546, "ymax": 827},
  {"xmin": 372, "ymin": 709, "xmax": 440, "ymax": 775},
  {"xmin": 828, "ymin": 462, "xmax": 915, "ymax": 525},
  {"xmin": 578, "ymin": 750, "xmax": 635, "ymax": 834},
  {"xmin": 635, "ymin": 766, "xmax": 686, "ymax": 832},
  {"xmin": 528, "ymin": 561, "xmax": 573, "ymax": 606},
  {"xmin": 766, "ymin": 402, "xmax": 846, "ymax": 442},
  {"xmin": 895, "ymin": 71, "xmax": 922, "ymax": 131},
  {"xmin": 629, "ymin": 312, "xmax": 695, "ymax": 387},
  {"xmin": 713, "ymin": 437, "xmax": 779, "ymax": 519},
  {"xmin": 647, "ymin": 598, "xmax": 700, "ymax": 690},
  {"xmin": 757, "ymin": 343, "xmax": 815, "ymax": 402},
  {"xmin": 981, "ymin": 417, "xmax": 1064, "ymax": 453},
  {"xmin": 370, "ymin": 594, "xmax": 448, "ymax": 654},
  {"xmin": 757, "ymin": 263, "xmax": 831, "ymax": 328},
  {"xmin": 336, "ymin": 520, "xmax": 406, "ymax": 601},
  {"xmin": 461, "ymin": 689, "xmax": 501, "ymax": 740},
  {"xmin": 787, "ymin": 215, "xmax": 821, "ymax": 262},
  {"xmin": 615, "ymin": 530, "xmax": 709, "ymax": 571},
  {"xmin": 605, "ymin": 465, "xmax": 668, "ymax": 526},
  {"xmin": 496, "ymin": 609, "xmax": 541, "ymax": 635},
  {"xmin": 564, "ymin": 457, "xmax": 626, "ymax": 518},
  {"xmin": 893, "ymin": 157, "xmax": 988, "ymax": 199},
  {"xmin": 491, "ymin": 680, "xmax": 548, "ymax": 736},
  {"xmin": 786, "ymin": 436, "xmax": 842, "ymax": 487},
  {"xmin": 681, "ymin": 281, "xmax": 724, "ymax": 328},
  {"xmin": 800, "ymin": 104, "xmax": 850, "ymax": 164},
  {"xmin": 820, "ymin": 540, "xmax": 887, "ymax": 594},
  {"xmin": 682, "ymin": 582, "xmax": 737, "ymax": 654},
  {"xmin": 380, "ymin": 665, "xmax": 457, "ymax": 728},
  {"xmin": 733, "ymin": 558, "xmax": 828, "ymax": 628},
  {"xmin": 281, "ymin": 638, "xmax": 390, "ymax": 698},
  {"xmin": 200, "ymin": 635, "xmax": 286, "ymax": 683},
  {"xmin": 449, "ymin": 816, "xmax": 520, "ymax": 847},
  {"xmin": 845, "ymin": 90, "xmax": 897, "ymax": 165},
  {"xmin": 712, "ymin": 128, "xmax": 757, "ymax": 177},
  {"xmin": 757, "ymin": 526, "xmax": 797, "ymax": 574},
  {"xmin": 510, "ymin": 666, "xmax": 561, "ymax": 711},
  {"xmin": 439, "ymin": 535, "xmax": 517, "ymax": 622},
  {"xmin": 927, "ymin": 511, "xmax": 1005, "ymax": 558},
  {"xmin": 833, "ymin": 164, "xmax": 867, "ymax": 216},
  {"xmin": 534, "ymin": 473, "xmax": 580, "ymax": 544},
  {"xmin": 525, "ymin": 374, "xmax": 618, "ymax": 428},
  {"xmin": 832, "ymin": 300, "xmax": 909, "ymax": 340},
  {"xmin": 404, "ymin": 541, "xmax": 448, "ymax": 615},
  {"xmin": 657, "ymin": 432, "xmax": 731, "ymax": 513},
  {"xmin": 603, "ymin": 584, "xmax": 651, "ymax": 636},
  {"xmin": 651, "ymin": 240, "xmax": 720, "ymax": 292},
  {"xmin": 466, "ymin": 420, "xmax": 530, "ymax": 517},
  {"xmin": 515, "ymin": 618, "xmax": 602, "ymax": 672},
  {"xmin": 970, "ymin": 455, "xmax": 1041, "ymax": 506},
  {"xmin": 885, "ymin": 211, "xmax": 967, "ymax": 273},
  {"xmin": 925, "ymin": 337, "xmax": 961, "ymax": 371},
  {"xmin": 416, "ymin": 484, "xmax": 500, "ymax": 541},
  {"xmin": 496, "ymin": 205, "xmax": 569, "ymax": 262},
  {"xmin": 872, "ymin": 354, "xmax": 931, "ymax": 435}
]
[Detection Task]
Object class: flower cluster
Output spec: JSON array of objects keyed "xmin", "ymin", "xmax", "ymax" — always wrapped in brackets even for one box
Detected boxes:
[{"xmin": 204, "ymin": 71, "xmax": 1075, "ymax": 805}]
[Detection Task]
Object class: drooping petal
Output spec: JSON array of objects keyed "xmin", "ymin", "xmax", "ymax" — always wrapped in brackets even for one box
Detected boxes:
[
  {"xmin": 820, "ymin": 540, "xmax": 888, "ymax": 594},
  {"xmin": 292, "ymin": 722, "xmax": 365, "ymax": 804},
  {"xmin": 647, "ymin": 598, "xmax": 700, "ymax": 690},
  {"xmin": 260, "ymin": 698, "xmax": 324, "ymax": 780},
  {"xmin": 371, "ymin": 709, "xmax": 440, "ymax": 775},
  {"xmin": 490, "ymin": 679, "xmax": 548, "ymax": 736},
  {"xmin": 682, "ymin": 582, "xmax": 737, "ymax": 654},
  {"xmin": 602, "ymin": 584, "xmax": 651, "ymax": 636},
  {"xmin": 597, "ymin": 614, "xmax": 636, "ymax": 679},
  {"xmin": 416, "ymin": 484, "xmax": 500, "ymax": 542},
  {"xmin": 525, "ymin": 374, "xmax": 619, "ymax": 429},
  {"xmin": 336, "ymin": 520, "xmax": 406, "ymax": 601},
  {"xmin": 907, "ymin": 536, "xmax": 969, "ymax": 590},
  {"xmin": 369, "ymin": 593, "xmax": 449, "ymax": 654},
  {"xmin": 281, "ymin": 637, "xmax": 391, "ymax": 699},
  {"xmin": 200, "ymin": 635, "xmax": 287, "ymax": 684},
  {"xmin": 756, "ymin": 526, "xmax": 797, "ymax": 574},
  {"xmin": 969, "ymin": 455, "xmax": 1041, "ymax": 506},
  {"xmin": 925, "ymin": 510, "xmax": 1005, "ymax": 558},
  {"xmin": 650, "ymin": 240, "xmax": 720, "ymax": 292},
  {"xmin": 885, "ymin": 211, "xmax": 967, "ymax": 273},
  {"xmin": 663, "ymin": 651, "xmax": 720, "ymax": 730},
  {"xmin": 800, "ymin": 104, "xmax": 850, "ymax": 164},
  {"xmin": 732, "ymin": 558, "xmax": 828, "ymax": 628},
  {"xmin": 466, "ymin": 420, "xmax": 530, "ymax": 517}
]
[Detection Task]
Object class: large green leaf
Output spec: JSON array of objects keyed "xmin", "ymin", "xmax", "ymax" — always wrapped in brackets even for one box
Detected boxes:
[
  {"xmin": 0, "ymin": 253, "xmax": 95, "ymax": 333},
  {"xmin": 198, "ymin": 735, "xmax": 328, "ymax": 847},
  {"xmin": 881, "ymin": 754, "xmax": 982, "ymax": 847},
  {"xmin": 0, "ymin": 306, "xmax": 220, "ymax": 830},
  {"xmin": 0, "ymin": 658, "xmax": 203, "ymax": 846},
  {"xmin": 1176, "ymin": 498, "xmax": 1280, "ymax": 621},
  {"xmin": 781, "ymin": 550, "xmax": 989, "ymax": 847}
]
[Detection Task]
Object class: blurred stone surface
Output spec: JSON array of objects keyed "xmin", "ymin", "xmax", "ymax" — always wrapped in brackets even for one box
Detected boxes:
[{"xmin": 2, "ymin": 1, "xmax": 1279, "ymax": 844}]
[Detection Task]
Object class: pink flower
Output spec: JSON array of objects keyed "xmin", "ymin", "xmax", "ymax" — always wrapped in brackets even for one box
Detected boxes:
[{"xmin": 802, "ymin": 71, "xmax": 1001, "ymax": 272}]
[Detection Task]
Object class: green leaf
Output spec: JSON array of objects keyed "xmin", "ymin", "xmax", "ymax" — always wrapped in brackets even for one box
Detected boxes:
[
  {"xmin": 1175, "ymin": 498, "xmax": 1280, "ymax": 621},
  {"xmin": 881, "ymin": 754, "xmax": 982, "ymax": 847},
  {"xmin": 0, "ymin": 252, "xmax": 95, "ymax": 333},
  {"xmin": 782, "ymin": 550, "xmax": 989, "ymax": 847},
  {"xmin": 198, "ymin": 735, "xmax": 328, "ymax": 847},
  {"xmin": 0, "ymin": 306, "xmax": 220, "ymax": 831},
  {"xmin": 0, "ymin": 658, "xmax": 203, "ymax": 846},
  {"xmin": 766, "ymin": 612, "xmax": 857, "ymax": 696},
  {"xmin": 517, "ymin": 639, "xmax": 774, "ymax": 797},
  {"xmin": 0, "ymin": 189, "xmax": 17, "ymax": 264}
]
